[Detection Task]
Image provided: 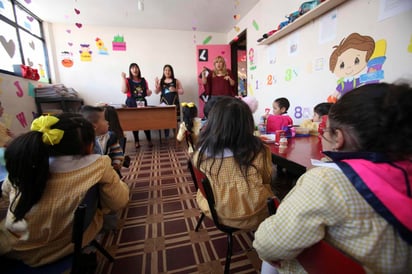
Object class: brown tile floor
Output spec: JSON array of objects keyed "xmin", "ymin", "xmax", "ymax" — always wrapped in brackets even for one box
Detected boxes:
[{"xmin": 96, "ymin": 139, "xmax": 261, "ymax": 274}]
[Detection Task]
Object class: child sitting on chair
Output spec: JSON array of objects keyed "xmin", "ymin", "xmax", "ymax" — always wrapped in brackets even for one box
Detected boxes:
[
  {"xmin": 300, "ymin": 102, "xmax": 333, "ymax": 135},
  {"xmin": 0, "ymin": 113, "xmax": 129, "ymax": 265},
  {"xmin": 80, "ymin": 105, "xmax": 124, "ymax": 176},
  {"xmin": 263, "ymin": 97, "xmax": 293, "ymax": 136},
  {"xmin": 176, "ymin": 102, "xmax": 201, "ymax": 154}
]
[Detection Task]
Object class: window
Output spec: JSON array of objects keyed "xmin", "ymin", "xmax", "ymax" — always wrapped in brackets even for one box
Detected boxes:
[{"xmin": 0, "ymin": 0, "xmax": 50, "ymax": 83}]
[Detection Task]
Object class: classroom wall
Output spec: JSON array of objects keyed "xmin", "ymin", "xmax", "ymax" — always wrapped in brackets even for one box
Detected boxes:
[
  {"xmin": 228, "ymin": 0, "xmax": 412, "ymax": 124},
  {"xmin": 48, "ymin": 24, "xmax": 227, "ymax": 107},
  {"xmin": 1, "ymin": 0, "xmax": 411, "ymax": 137}
]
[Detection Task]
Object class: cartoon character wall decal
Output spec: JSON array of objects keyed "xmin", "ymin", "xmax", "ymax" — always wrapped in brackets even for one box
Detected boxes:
[
  {"xmin": 328, "ymin": 33, "xmax": 386, "ymax": 103},
  {"xmin": 61, "ymin": 51, "xmax": 74, "ymax": 67},
  {"xmin": 79, "ymin": 43, "xmax": 92, "ymax": 61},
  {"xmin": 95, "ymin": 37, "xmax": 108, "ymax": 55}
]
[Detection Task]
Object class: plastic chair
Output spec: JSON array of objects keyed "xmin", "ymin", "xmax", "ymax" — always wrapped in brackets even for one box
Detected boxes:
[
  {"xmin": 266, "ymin": 197, "xmax": 366, "ymax": 274},
  {"xmin": 199, "ymin": 177, "xmax": 241, "ymax": 274},
  {"xmin": 2, "ymin": 184, "xmax": 114, "ymax": 274},
  {"xmin": 187, "ymin": 159, "xmax": 206, "ymax": 231}
]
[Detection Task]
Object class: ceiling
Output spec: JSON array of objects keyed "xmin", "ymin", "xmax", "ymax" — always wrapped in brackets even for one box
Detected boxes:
[{"xmin": 19, "ymin": 0, "xmax": 260, "ymax": 33}]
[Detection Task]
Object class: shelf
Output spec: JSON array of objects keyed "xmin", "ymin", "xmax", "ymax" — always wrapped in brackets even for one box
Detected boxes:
[{"xmin": 259, "ymin": 0, "xmax": 348, "ymax": 45}]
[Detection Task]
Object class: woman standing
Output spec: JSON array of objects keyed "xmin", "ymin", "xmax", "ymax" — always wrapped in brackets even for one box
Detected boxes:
[
  {"xmin": 121, "ymin": 63, "xmax": 153, "ymax": 148},
  {"xmin": 201, "ymin": 56, "xmax": 236, "ymax": 97},
  {"xmin": 154, "ymin": 64, "xmax": 184, "ymax": 138}
]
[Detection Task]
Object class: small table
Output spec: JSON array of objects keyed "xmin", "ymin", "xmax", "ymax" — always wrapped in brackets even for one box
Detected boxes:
[
  {"xmin": 115, "ymin": 105, "xmax": 177, "ymax": 131},
  {"xmin": 268, "ymin": 135, "xmax": 324, "ymax": 177}
]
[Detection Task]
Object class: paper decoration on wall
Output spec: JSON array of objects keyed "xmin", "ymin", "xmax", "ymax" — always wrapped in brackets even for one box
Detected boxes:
[
  {"xmin": 285, "ymin": 68, "xmax": 298, "ymax": 81},
  {"xmin": 66, "ymin": 29, "xmax": 71, "ymax": 34},
  {"xmin": 252, "ymin": 20, "xmax": 259, "ymax": 31},
  {"xmin": 28, "ymin": 82, "xmax": 35, "ymax": 97},
  {"xmin": 327, "ymin": 33, "xmax": 387, "ymax": 103},
  {"xmin": 294, "ymin": 106, "xmax": 311, "ymax": 119},
  {"xmin": 61, "ymin": 51, "xmax": 74, "ymax": 67},
  {"xmin": 24, "ymin": 0, "xmax": 31, "ymax": 3},
  {"xmin": 0, "ymin": 35, "xmax": 15, "ymax": 58},
  {"xmin": 95, "ymin": 37, "xmax": 108, "ymax": 55},
  {"xmin": 408, "ymin": 35, "xmax": 412, "ymax": 53},
  {"xmin": 79, "ymin": 44, "xmax": 92, "ymax": 61},
  {"xmin": 266, "ymin": 74, "xmax": 277, "ymax": 86},
  {"xmin": 192, "ymin": 26, "xmax": 197, "ymax": 44},
  {"xmin": 29, "ymin": 40, "xmax": 35, "ymax": 50},
  {"xmin": 27, "ymin": 16, "xmax": 33, "ymax": 22},
  {"xmin": 314, "ymin": 57, "xmax": 324, "ymax": 71},
  {"xmin": 202, "ymin": 35, "xmax": 212, "ymax": 45},
  {"xmin": 248, "ymin": 48, "xmax": 256, "ymax": 71},
  {"xmin": 234, "ymin": 26, "xmax": 240, "ymax": 32},
  {"xmin": 38, "ymin": 64, "xmax": 45, "ymax": 78},
  {"xmin": 75, "ymin": 23, "xmax": 82, "ymax": 29},
  {"xmin": 16, "ymin": 112, "xmax": 28, "ymax": 128},
  {"xmin": 0, "ymin": 1, "xmax": 4, "ymax": 9},
  {"xmin": 234, "ymin": 14, "xmax": 240, "ymax": 20},
  {"xmin": 14, "ymin": 81, "xmax": 24, "ymax": 97},
  {"xmin": 68, "ymin": 42, "xmax": 73, "ymax": 47},
  {"xmin": 74, "ymin": 8, "xmax": 80, "ymax": 15},
  {"xmin": 112, "ymin": 35, "xmax": 126, "ymax": 51},
  {"xmin": 27, "ymin": 58, "xmax": 33, "ymax": 66}
]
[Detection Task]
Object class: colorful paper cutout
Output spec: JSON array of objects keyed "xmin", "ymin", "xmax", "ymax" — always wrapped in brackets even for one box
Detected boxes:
[
  {"xmin": 74, "ymin": 8, "xmax": 80, "ymax": 15},
  {"xmin": 112, "ymin": 35, "xmax": 126, "ymax": 51},
  {"xmin": 61, "ymin": 51, "xmax": 74, "ymax": 67},
  {"xmin": 252, "ymin": 20, "xmax": 259, "ymax": 31},
  {"xmin": 202, "ymin": 35, "xmax": 212, "ymax": 45},
  {"xmin": 27, "ymin": 16, "xmax": 34, "ymax": 22},
  {"xmin": 408, "ymin": 35, "xmax": 412, "ymax": 53},
  {"xmin": 27, "ymin": 58, "xmax": 33, "ymax": 66},
  {"xmin": 28, "ymin": 82, "xmax": 35, "ymax": 97},
  {"xmin": 24, "ymin": 0, "xmax": 31, "ymax": 3},
  {"xmin": 79, "ymin": 44, "xmax": 92, "ymax": 61},
  {"xmin": 234, "ymin": 14, "xmax": 240, "ymax": 20},
  {"xmin": 0, "ymin": 35, "xmax": 16, "ymax": 58},
  {"xmin": 29, "ymin": 40, "xmax": 35, "ymax": 50},
  {"xmin": 75, "ymin": 23, "xmax": 82, "ymax": 29},
  {"xmin": 16, "ymin": 112, "xmax": 28, "ymax": 128},
  {"xmin": 66, "ymin": 29, "xmax": 71, "ymax": 34},
  {"xmin": 14, "ymin": 81, "xmax": 23, "ymax": 97},
  {"xmin": 38, "ymin": 64, "xmax": 45, "ymax": 78},
  {"xmin": 68, "ymin": 42, "xmax": 73, "ymax": 47},
  {"xmin": 95, "ymin": 37, "xmax": 108, "ymax": 55}
]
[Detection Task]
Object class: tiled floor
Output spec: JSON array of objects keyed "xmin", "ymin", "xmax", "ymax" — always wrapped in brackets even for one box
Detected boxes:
[{"xmin": 96, "ymin": 139, "xmax": 261, "ymax": 274}]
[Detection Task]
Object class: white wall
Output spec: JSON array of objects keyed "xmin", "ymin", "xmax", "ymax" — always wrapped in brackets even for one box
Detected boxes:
[
  {"xmin": 48, "ymin": 24, "xmax": 227, "ymax": 107},
  {"xmin": 229, "ymin": 0, "xmax": 412, "ymax": 124},
  {"xmin": 1, "ymin": 0, "xmax": 412, "ymax": 137}
]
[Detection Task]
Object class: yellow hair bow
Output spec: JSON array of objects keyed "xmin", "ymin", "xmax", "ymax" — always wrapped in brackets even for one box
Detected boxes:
[
  {"xmin": 31, "ymin": 115, "xmax": 64, "ymax": 145},
  {"xmin": 181, "ymin": 102, "xmax": 195, "ymax": 108}
]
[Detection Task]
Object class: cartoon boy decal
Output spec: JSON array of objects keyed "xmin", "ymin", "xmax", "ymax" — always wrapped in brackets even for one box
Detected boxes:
[{"xmin": 328, "ymin": 33, "xmax": 375, "ymax": 102}]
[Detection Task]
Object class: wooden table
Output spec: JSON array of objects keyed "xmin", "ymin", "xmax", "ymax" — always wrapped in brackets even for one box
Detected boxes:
[
  {"xmin": 115, "ymin": 105, "xmax": 177, "ymax": 131},
  {"xmin": 267, "ymin": 135, "xmax": 324, "ymax": 177}
]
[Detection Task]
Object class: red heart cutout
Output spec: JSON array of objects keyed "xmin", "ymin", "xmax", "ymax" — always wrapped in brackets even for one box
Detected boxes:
[
  {"xmin": 75, "ymin": 23, "xmax": 82, "ymax": 29},
  {"xmin": 74, "ymin": 8, "xmax": 80, "ymax": 15}
]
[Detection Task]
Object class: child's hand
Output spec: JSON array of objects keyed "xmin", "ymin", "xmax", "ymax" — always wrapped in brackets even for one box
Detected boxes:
[{"xmin": 121, "ymin": 72, "xmax": 126, "ymax": 79}]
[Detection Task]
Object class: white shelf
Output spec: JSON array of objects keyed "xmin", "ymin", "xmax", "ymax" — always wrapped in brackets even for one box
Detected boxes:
[{"xmin": 259, "ymin": 0, "xmax": 348, "ymax": 45}]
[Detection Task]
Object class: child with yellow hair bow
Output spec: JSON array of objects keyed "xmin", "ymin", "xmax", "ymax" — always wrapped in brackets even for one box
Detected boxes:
[
  {"xmin": 176, "ymin": 102, "xmax": 201, "ymax": 154},
  {"xmin": 0, "ymin": 113, "xmax": 129, "ymax": 265}
]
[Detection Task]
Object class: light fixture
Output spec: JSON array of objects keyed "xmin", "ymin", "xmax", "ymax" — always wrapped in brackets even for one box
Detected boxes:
[{"xmin": 137, "ymin": 0, "xmax": 144, "ymax": 11}]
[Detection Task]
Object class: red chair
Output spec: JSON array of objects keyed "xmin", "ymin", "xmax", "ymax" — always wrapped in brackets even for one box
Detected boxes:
[{"xmin": 267, "ymin": 197, "xmax": 366, "ymax": 274}]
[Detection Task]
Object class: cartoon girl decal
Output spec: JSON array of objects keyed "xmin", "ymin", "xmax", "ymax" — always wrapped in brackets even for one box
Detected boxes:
[{"xmin": 328, "ymin": 33, "xmax": 375, "ymax": 102}]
